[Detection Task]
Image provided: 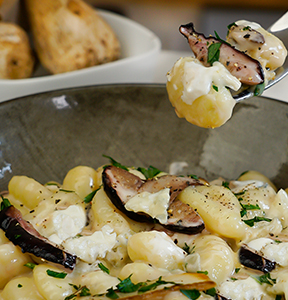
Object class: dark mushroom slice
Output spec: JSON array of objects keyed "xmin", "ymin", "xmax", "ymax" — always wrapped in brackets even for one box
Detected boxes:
[
  {"xmin": 239, "ymin": 244, "xmax": 276, "ymax": 273},
  {"xmin": 227, "ymin": 23, "xmax": 265, "ymax": 45},
  {"xmin": 179, "ymin": 22, "xmax": 264, "ymax": 86},
  {"xmin": 0, "ymin": 205, "xmax": 76, "ymax": 270},
  {"xmin": 102, "ymin": 166, "xmax": 205, "ymax": 234}
]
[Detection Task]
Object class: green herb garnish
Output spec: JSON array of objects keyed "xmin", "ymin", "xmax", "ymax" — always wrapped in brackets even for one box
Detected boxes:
[
  {"xmin": 180, "ymin": 289, "xmax": 201, "ymax": 299},
  {"xmin": 103, "ymin": 155, "xmax": 129, "ymax": 171},
  {"xmin": 212, "ymin": 85, "xmax": 218, "ymax": 92},
  {"xmin": 137, "ymin": 166, "xmax": 161, "ymax": 179},
  {"xmin": 254, "ymin": 82, "xmax": 265, "ymax": 96},
  {"xmin": 98, "ymin": 262, "xmax": 110, "ymax": 274},
  {"xmin": 106, "ymin": 287, "xmax": 119, "ymax": 299},
  {"xmin": 46, "ymin": 269, "xmax": 67, "ymax": 279},
  {"xmin": 188, "ymin": 174, "xmax": 199, "ymax": 180},
  {"xmin": 24, "ymin": 262, "xmax": 36, "ymax": 269},
  {"xmin": 253, "ymin": 273, "xmax": 276, "ymax": 286},
  {"xmin": 207, "ymin": 42, "xmax": 221, "ymax": 65},
  {"xmin": 84, "ymin": 186, "xmax": 101, "ymax": 203},
  {"xmin": 0, "ymin": 195, "xmax": 11, "ymax": 210},
  {"xmin": 222, "ymin": 181, "xmax": 230, "ymax": 189},
  {"xmin": 65, "ymin": 285, "xmax": 91, "ymax": 300},
  {"xmin": 204, "ymin": 287, "xmax": 216, "ymax": 297},
  {"xmin": 243, "ymin": 216, "xmax": 272, "ymax": 227},
  {"xmin": 18, "ymin": 284, "xmax": 23, "ymax": 288},
  {"xmin": 117, "ymin": 275, "xmax": 142, "ymax": 293},
  {"xmin": 59, "ymin": 189, "xmax": 74, "ymax": 193},
  {"xmin": 197, "ymin": 270, "xmax": 208, "ymax": 275},
  {"xmin": 104, "ymin": 275, "xmax": 179, "ymax": 298}
]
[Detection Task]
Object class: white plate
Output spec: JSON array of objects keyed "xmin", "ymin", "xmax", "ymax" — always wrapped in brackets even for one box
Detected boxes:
[{"xmin": 0, "ymin": 10, "xmax": 161, "ymax": 102}]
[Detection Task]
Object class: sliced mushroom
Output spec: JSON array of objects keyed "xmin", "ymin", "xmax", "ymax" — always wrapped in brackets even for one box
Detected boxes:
[
  {"xmin": 227, "ymin": 23, "xmax": 265, "ymax": 45},
  {"xmin": 102, "ymin": 166, "xmax": 205, "ymax": 234},
  {"xmin": 239, "ymin": 244, "xmax": 276, "ymax": 273},
  {"xmin": 179, "ymin": 23, "xmax": 264, "ymax": 86},
  {"xmin": 0, "ymin": 205, "xmax": 76, "ymax": 270}
]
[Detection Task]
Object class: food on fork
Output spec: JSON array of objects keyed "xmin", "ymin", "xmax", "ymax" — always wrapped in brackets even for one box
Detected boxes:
[{"xmin": 166, "ymin": 20, "xmax": 287, "ymax": 128}]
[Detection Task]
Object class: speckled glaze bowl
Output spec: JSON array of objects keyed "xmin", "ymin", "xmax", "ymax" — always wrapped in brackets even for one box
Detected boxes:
[{"xmin": 1, "ymin": 84, "xmax": 288, "ymax": 190}]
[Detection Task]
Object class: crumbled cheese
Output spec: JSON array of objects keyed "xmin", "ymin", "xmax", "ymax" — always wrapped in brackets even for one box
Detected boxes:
[
  {"xmin": 180, "ymin": 59, "xmax": 241, "ymax": 105},
  {"xmin": 62, "ymin": 225, "xmax": 117, "ymax": 263},
  {"xmin": 39, "ymin": 204, "xmax": 86, "ymax": 244},
  {"xmin": 218, "ymin": 277, "xmax": 269, "ymax": 300},
  {"xmin": 124, "ymin": 188, "xmax": 170, "ymax": 223}
]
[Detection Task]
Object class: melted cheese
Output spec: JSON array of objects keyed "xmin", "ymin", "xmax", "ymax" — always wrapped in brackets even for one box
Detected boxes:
[
  {"xmin": 38, "ymin": 204, "xmax": 86, "ymax": 244},
  {"xmin": 124, "ymin": 188, "xmax": 170, "ymax": 223},
  {"xmin": 62, "ymin": 225, "xmax": 117, "ymax": 263}
]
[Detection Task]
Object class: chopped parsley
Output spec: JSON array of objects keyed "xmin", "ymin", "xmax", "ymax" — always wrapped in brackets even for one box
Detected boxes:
[
  {"xmin": 243, "ymin": 216, "xmax": 272, "ymax": 227},
  {"xmin": 59, "ymin": 189, "xmax": 74, "ymax": 193},
  {"xmin": 222, "ymin": 181, "xmax": 230, "ymax": 189},
  {"xmin": 65, "ymin": 285, "xmax": 91, "ymax": 300},
  {"xmin": 103, "ymin": 155, "xmax": 129, "ymax": 171},
  {"xmin": 0, "ymin": 195, "xmax": 11, "ymax": 210},
  {"xmin": 238, "ymin": 197, "xmax": 261, "ymax": 217},
  {"xmin": 212, "ymin": 85, "xmax": 219, "ymax": 92},
  {"xmin": 204, "ymin": 287, "xmax": 216, "ymax": 297},
  {"xmin": 18, "ymin": 284, "xmax": 23, "ymax": 288},
  {"xmin": 207, "ymin": 42, "xmax": 221, "ymax": 65},
  {"xmin": 83, "ymin": 186, "xmax": 101, "ymax": 203},
  {"xmin": 137, "ymin": 165, "xmax": 161, "ymax": 179},
  {"xmin": 253, "ymin": 273, "xmax": 276, "ymax": 286},
  {"xmin": 24, "ymin": 262, "xmax": 36, "ymax": 269},
  {"xmin": 103, "ymin": 275, "xmax": 181, "ymax": 298},
  {"xmin": 46, "ymin": 269, "xmax": 67, "ymax": 279},
  {"xmin": 98, "ymin": 262, "xmax": 110, "ymax": 274},
  {"xmin": 180, "ymin": 289, "xmax": 201, "ymax": 299},
  {"xmin": 254, "ymin": 82, "xmax": 265, "ymax": 96},
  {"xmin": 197, "ymin": 270, "xmax": 208, "ymax": 275},
  {"xmin": 187, "ymin": 174, "xmax": 199, "ymax": 180}
]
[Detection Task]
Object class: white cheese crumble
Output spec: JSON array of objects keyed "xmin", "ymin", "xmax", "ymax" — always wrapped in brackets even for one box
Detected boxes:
[
  {"xmin": 62, "ymin": 225, "xmax": 117, "ymax": 263},
  {"xmin": 39, "ymin": 204, "xmax": 86, "ymax": 244},
  {"xmin": 179, "ymin": 59, "xmax": 241, "ymax": 105},
  {"xmin": 218, "ymin": 277, "xmax": 269, "ymax": 300},
  {"xmin": 124, "ymin": 188, "xmax": 170, "ymax": 223}
]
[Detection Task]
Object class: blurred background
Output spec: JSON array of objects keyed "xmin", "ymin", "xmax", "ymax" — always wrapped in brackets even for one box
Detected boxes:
[{"xmin": 87, "ymin": 0, "xmax": 287, "ymax": 51}]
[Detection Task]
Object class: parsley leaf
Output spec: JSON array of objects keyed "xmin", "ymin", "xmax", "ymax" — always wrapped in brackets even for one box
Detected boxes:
[
  {"xmin": 83, "ymin": 187, "xmax": 101, "ymax": 203},
  {"xmin": 207, "ymin": 42, "xmax": 221, "ymax": 65},
  {"xmin": 212, "ymin": 85, "xmax": 218, "ymax": 92},
  {"xmin": 254, "ymin": 82, "xmax": 265, "ymax": 96},
  {"xmin": 46, "ymin": 270, "xmax": 67, "ymax": 279},
  {"xmin": 106, "ymin": 288, "xmax": 119, "ymax": 299},
  {"xmin": 222, "ymin": 181, "xmax": 230, "ymax": 189},
  {"xmin": 243, "ymin": 216, "xmax": 272, "ymax": 227},
  {"xmin": 65, "ymin": 285, "xmax": 91, "ymax": 300},
  {"xmin": 103, "ymin": 155, "xmax": 129, "ymax": 171},
  {"xmin": 24, "ymin": 262, "xmax": 36, "ymax": 269},
  {"xmin": 98, "ymin": 262, "xmax": 110, "ymax": 274},
  {"xmin": 187, "ymin": 174, "xmax": 199, "ymax": 180},
  {"xmin": 137, "ymin": 166, "xmax": 161, "ymax": 179},
  {"xmin": 117, "ymin": 275, "xmax": 142, "ymax": 293},
  {"xmin": 0, "ymin": 195, "xmax": 11, "ymax": 210},
  {"xmin": 253, "ymin": 273, "xmax": 276, "ymax": 286},
  {"xmin": 180, "ymin": 289, "xmax": 201, "ymax": 299},
  {"xmin": 204, "ymin": 287, "xmax": 216, "ymax": 297}
]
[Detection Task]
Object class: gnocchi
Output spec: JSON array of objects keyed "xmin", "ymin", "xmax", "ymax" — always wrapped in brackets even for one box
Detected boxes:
[{"xmin": 1, "ymin": 161, "xmax": 288, "ymax": 300}]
